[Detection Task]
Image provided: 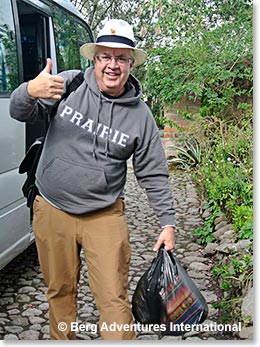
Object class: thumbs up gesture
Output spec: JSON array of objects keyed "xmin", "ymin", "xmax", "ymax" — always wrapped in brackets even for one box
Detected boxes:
[{"xmin": 27, "ymin": 58, "xmax": 65, "ymax": 100}]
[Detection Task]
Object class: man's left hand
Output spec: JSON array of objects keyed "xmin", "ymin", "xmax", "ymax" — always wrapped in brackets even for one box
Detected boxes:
[{"xmin": 153, "ymin": 226, "xmax": 175, "ymax": 251}]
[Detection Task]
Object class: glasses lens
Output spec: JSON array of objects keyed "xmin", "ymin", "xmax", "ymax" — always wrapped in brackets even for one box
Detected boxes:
[
  {"xmin": 96, "ymin": 55, "xmax": 130, "ymax": 65},
  {"xmin": 100, "ymin": 55, "xmax": 111, "ymax": 63},
  {"xmin": 117, "ymin": 57, "xmax": 128, "ymax": 64}
]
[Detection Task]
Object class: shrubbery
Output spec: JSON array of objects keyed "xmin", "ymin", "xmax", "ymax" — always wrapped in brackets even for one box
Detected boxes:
[
  {"xmin": 169, "ymin": 105, "xmax": 253, "ymax": 324},
  {"xmin": 188, "ymin": 108, "xmax": 253, "ymax": 324},
  {"xmin": 192, "ymin": 107, "xmax": 253, "ymax": 242},
  {"xmin": 137, "ymin": 0, "xmax": 253, "ymax": 324}
]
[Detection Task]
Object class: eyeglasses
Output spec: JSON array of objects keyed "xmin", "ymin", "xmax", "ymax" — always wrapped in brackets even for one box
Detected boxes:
[{"xmin": 95, "ymin": 54, "xmax": 133, "ymax": 65}]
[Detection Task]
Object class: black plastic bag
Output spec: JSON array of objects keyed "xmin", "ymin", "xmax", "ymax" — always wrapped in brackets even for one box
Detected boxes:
[
  {"xmin": 132, "ymin": 247, "xmax": 208, "ymax": 335},
  {"xmin": 160, "ymin": 249, "xmax": 208, "ymax": 335},
  {"xmin": 131, "ymin": 249, "xmax": 164, "ymax": 324}
]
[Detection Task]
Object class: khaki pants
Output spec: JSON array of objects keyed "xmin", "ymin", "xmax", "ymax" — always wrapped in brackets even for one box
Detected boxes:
[{"xmin": 32, "ymin": 196, "xmax": 135, "ymax": 340}]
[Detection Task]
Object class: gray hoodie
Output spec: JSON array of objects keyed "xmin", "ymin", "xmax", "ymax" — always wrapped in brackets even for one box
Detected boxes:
[{"xmin": 10, "ymin": 67, "xmax": 175, "ymax": 227}]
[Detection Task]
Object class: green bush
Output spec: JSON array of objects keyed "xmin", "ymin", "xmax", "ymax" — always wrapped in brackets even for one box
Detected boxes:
[
  {"xmin": 212, "ymin": 252, "xmax": 253, "ymax": 324},
  {"xmin": 186, "ymin": 108, "xmax": 253, "ymax": 324},
  {"xmin": 191, "ymin": 108, "xmax": 253, "ymax": 243}
]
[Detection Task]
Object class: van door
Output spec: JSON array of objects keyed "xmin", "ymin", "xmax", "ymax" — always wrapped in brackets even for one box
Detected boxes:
[
  {"xmin": 0, "ymin": 0, "xmax": 93, "ymax": 271},
  {"xmin": 0, "ymin": 0, "xmax": 53, "ymax": 270},
  {"xmin": 0, "ymin": 0, "xmax": 29, "ymax": 270}
]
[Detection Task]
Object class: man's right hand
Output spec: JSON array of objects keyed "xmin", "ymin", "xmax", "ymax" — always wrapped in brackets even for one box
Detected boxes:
[{"xmin": 27, "ymin": 58, "xmax": 65, "ymax": 100}]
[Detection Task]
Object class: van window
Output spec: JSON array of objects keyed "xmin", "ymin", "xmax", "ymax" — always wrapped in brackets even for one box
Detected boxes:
[
  {"xmin": 52, "ymin": 7, "xmax": 92, "ymax": 72},
  {"xmin": 77, "ymin": 23, "xmax": 93, "ymax": 70},
  {"xmin": 0, "ymin": 0, "xmax": 19, "ymax": 93}
]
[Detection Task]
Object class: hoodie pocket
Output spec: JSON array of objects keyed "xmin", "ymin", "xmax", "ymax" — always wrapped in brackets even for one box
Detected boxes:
[{"xmin": 40, "ymin": 156, "xmax": 114, "ymax": 205}]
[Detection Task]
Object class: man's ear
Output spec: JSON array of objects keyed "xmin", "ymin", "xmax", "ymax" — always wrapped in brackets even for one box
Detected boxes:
[{"xmin": 130, "ymin": 60, "xmax": 135, "ymax": 68}]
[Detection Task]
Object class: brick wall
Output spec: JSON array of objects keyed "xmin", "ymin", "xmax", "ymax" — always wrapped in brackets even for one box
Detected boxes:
[{"xmin": 164, "ymin": 96, "xmax": 200, "ymax": 149}]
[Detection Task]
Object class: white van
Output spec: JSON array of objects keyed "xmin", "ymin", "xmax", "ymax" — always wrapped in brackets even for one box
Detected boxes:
[{"xmin": 0, "ymin": 0, "xmax": 93, "ymax": 270}]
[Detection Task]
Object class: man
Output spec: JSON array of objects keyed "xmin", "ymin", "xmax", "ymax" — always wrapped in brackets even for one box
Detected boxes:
[{"xmin": 10, "ymin": 19, "xmax": 175, "ymax": 340}]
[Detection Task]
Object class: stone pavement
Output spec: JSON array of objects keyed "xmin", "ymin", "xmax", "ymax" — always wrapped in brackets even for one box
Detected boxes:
[{"xmin": 0, "ymin": 169, "xmax": 237, "ymax": 341}]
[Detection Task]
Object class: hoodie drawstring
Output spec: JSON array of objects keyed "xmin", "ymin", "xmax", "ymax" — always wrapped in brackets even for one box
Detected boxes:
[
  {"xmin": 92, "ymin": 93, "xmax": 101, "ymax": 158},
  {"xmin": 104, "ymin": 101, "xmax": 114, "ymax": 157},
  {"xmin": 92, "ymin": 96, "xmax": 115, "ymax": 158}
]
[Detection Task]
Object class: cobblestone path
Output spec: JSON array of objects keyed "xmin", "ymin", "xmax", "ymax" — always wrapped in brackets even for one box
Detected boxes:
[{"xmin": 0, "ymin": 169, "xmax": 233, "ymax": 341}]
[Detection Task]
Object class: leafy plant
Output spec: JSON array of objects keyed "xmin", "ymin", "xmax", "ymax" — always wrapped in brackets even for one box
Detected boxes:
[
  {"xmin": 189, "ymin": 108, "xmax": 253, "ymax": 240},
  {"xmin": 232, "ymin": 205, "xmax": 253, "ymax": 235},
  {"xmin": 239, "ymin": 222, "xmax": 253, "ymax": 241},
  {"xmin": 154, "ymin": 114, "xmax": 176, "ymax": 130},
  {"xmin": 168, "ymin": 138, "xmax": 201, "ymax": 169},
  {"xmin": 192, "ymin": 204, "xmax": 219, "ymax": 245},
  {"xmin": 212, "ymin": 253, "xmax": 253, "ymax": 324}
]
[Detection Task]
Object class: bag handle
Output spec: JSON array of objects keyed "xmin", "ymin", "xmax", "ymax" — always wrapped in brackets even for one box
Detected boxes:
[{"xmin": 157, "ymin": 245, "xmax": 178, "ymax": 283}]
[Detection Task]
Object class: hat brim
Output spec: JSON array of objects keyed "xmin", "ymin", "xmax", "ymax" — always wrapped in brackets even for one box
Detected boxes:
[{"xmin": 80, "ymin": 42, "xmax": 147, "ymax": 67}]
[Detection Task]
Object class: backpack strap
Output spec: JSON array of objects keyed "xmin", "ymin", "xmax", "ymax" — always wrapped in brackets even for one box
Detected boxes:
[
  {"xmin": 49, "ymin": 70, "xmax": 85, "ymax": 118},
  {"xmin": 62, "ymin": 70, "xmax": 85, "ymax": 99}
]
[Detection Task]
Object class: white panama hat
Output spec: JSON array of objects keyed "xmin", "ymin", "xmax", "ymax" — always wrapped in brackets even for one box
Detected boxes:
[{"xmin": 80, "ymin": 19, "xmax": 147, "ymax": 67}]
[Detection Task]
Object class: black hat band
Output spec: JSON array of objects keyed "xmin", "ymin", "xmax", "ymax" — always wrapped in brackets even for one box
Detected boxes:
[{"xmin": 96, "ymin": 35, "xmax": 135, "ymax": 48}]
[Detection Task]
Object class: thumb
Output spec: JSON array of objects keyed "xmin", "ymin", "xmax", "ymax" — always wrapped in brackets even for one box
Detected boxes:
[
  {"xmin": 43, "ymin": 58, "xmax": 52, "ymax": 74},
  {"xmin": 153, "ymin": 239, "xmax": 164, "ymax": 252}
]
